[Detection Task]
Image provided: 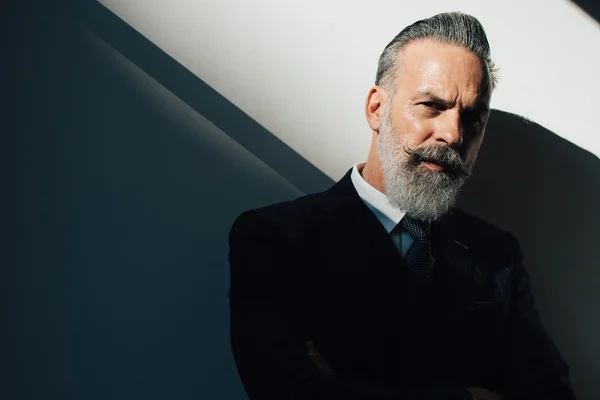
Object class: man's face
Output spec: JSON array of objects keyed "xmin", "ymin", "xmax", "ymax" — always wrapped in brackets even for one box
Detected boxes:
[{"xmin": 376, "ymin": 39, "xmax": 491, "ymax": 221}]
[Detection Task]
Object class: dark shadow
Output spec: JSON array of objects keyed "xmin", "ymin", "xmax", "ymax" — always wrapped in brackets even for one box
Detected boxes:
[
  {"xmin": 67, "ymin": 0, "xmax": 332, "ymax": 196},
  {"xmin": 570, "ymin": 0, "xmax": 600, "ymax": 24},
  {"xmin": 458, "ymin": 110, "xmax": 600, "ymax": 400},
  {"xmin": 2, "ymin": 3, "xmax": 307, "ymax": 399}
]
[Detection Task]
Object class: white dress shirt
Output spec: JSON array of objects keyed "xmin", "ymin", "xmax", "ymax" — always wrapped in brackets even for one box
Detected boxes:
[{"xmin": 350, "ymin": 162, "xmax": 413, "ymax": 256}]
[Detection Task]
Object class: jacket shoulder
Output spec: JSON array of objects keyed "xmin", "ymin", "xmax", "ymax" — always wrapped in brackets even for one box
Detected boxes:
[
  {"xmin": 452, "ymin": 208, "xmax": 510, "ymax": 235},
  {"xmin": 450, "ymin": 208, "xmax": 519, "ymax": 257},
  {"xmin": 230, "ymin": 191, "xmax": 328, "ymax": 242},
  {"xmin": 254, "ymin": 191, "xmax": 326, "ymax": 223}
]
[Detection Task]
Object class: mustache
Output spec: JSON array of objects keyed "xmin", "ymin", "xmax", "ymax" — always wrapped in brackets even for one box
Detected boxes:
[{"xmin": 403, "ymin": 145, "xmax": 471, "ymax": 178}]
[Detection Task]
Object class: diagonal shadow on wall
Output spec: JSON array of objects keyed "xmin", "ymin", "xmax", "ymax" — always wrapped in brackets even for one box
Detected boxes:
[
  {"xmin": 4, "ymin": 3, "xmax": 308, "ymax": 400},
  {"xmin": 570, "ymin": 0, "xmax": 600, "ymax": 24},
  {"xmin": 458, "ymin": 110, "xmax": 600, "ymax": 400},
  {"xmin": 68, "ymin": 0, "xmax": 332, "ymax": 196}
]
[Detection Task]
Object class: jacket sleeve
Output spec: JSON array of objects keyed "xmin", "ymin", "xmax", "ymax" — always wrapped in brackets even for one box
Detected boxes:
[
  {"xmin": 505, "ymin": 235, "xmax": 577, "ymax": 400},
  {"xmin": 228, "ymin": 210, "xmax": 473, "ymax": 400}
]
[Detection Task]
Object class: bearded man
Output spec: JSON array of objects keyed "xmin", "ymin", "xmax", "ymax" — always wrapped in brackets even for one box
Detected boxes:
[{"xmin": 228, "ymin": 12, "xmax": 576, "ymax": 400}]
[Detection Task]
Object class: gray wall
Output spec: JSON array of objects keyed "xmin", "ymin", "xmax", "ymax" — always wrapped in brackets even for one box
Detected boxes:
[{"xmin": 3, "ymin": 2, "xmax": 327, "ymax": 399}]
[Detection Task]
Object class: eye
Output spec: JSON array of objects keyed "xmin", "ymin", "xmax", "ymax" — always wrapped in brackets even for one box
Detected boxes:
[
  {"xmin": 463, "ymin": 111, "xmax": 485, "ymax": 127},
  {"xmin": 421, "ymin": 102, "xmax": 445, "ymax": 111}
]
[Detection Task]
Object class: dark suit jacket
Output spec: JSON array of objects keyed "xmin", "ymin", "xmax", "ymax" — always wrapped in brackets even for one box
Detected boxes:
[{"xmin": 228, "ymin": 169, "xmax": 576, "ymax": 400}]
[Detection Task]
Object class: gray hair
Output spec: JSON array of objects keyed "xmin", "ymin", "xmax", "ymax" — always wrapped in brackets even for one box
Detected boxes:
[{"xmin": 375, "ymin": 12, "xmax": 498, "ymax": 92}]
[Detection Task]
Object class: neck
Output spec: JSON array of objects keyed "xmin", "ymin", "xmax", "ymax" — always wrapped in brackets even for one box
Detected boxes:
[{"xmin": 362, "ymin": 132, "xmax": 386, "ymax": 194}]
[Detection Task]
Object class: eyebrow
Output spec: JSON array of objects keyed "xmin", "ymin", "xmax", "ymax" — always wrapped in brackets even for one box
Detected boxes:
[
  {"xmin": 413, "ymin": 90, "xmax": 453, "ymax": 107},
  {"xmin": 413, "ymin": 90, "xmax": 490, "ymax": 113}
]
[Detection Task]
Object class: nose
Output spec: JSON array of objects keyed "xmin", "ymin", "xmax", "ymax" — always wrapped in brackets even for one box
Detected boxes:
[{"xmin": 433, "ymin": 110, "xmax": 463, "ymax": 148}]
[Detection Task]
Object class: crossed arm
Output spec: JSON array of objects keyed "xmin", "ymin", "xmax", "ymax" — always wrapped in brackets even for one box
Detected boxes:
[{"xmin": 228, "ymin": 210, "xmax": 576, "ymax": 400}]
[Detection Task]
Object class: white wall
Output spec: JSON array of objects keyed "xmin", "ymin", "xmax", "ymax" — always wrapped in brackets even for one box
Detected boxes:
[{"xmin": 99, "ymin": 0, "xmax": 600, "ymax": 180}]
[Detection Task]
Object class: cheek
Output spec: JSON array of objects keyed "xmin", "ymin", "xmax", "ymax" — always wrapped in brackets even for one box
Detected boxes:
[
  {"xmin": 463, "ymin": 134, "xmax": 485, "ymax": 162},
  {"xmin": 393, "ymin": 111, "xmax": 433, "ymax": 146}
]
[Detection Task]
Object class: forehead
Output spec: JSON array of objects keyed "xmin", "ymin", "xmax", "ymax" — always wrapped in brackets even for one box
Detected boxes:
[{"xmin": 396, "ymin": 39, "xmax": 490, "ymax": 103}]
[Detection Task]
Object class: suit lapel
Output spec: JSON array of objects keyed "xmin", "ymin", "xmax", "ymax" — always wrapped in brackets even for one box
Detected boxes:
[
  {"xmin": 316, "ymin": 169, "xmax": 413, "ymax": 310},
  {"xmin": 433, "ymin": 211, "xmax": 500, "ymax": 303},
  {"xmin": 432, "ymin": 211, "xmax": 478, "ymax": 305},
  {"xmin": 432, "ymin": 212, "xmax": 473, "ymax": 282},
  {"xmin": 431, "ymin": 210, "xmax": 506, "ymax": 347},
  {"xmin": 320, "ymin": 168, "xmax": 407, "ymax": 265}
]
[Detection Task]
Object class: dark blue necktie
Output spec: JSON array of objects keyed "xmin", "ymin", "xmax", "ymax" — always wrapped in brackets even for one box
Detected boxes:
[{"xmin": 400, "ymin": 216, "xmax": 433, "ymax": 283}]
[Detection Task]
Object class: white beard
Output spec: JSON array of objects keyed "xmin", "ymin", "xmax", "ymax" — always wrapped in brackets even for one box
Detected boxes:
[{"xmin": 376, "ymin": 106, "xmax": 473, "ymax": 222}]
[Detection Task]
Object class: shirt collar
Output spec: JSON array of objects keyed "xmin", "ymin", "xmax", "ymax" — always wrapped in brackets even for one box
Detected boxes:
[{"xmin": 350, "ymin": 162, "xmax": 406, "ymax": 233}]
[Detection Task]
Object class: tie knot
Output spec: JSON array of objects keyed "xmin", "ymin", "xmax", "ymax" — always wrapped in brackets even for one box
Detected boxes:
[{"xmin": 400, "ymin": 215, "xmax": 429, "ymax": 241}]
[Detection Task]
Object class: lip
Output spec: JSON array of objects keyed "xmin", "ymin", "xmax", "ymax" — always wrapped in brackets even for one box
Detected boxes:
[{"xmin": 421, "ymin": 161, "xmax": 445, "ymax": 172}]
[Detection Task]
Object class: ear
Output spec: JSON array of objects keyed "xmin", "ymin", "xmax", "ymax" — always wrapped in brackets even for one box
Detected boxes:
[{"xmin": 365, "ymin": 86, "xmax": 385, "ymax": 133}]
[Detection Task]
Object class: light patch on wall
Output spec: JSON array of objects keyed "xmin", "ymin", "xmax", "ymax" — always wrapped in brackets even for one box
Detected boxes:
[
  {"xmin": 84, "ymin": 21, "xmax": 304, "ymax": 197},
  {"xmin": 98, "ymin": 0, "xmax": 600, "ymax": 179}
]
